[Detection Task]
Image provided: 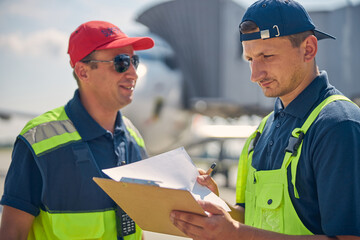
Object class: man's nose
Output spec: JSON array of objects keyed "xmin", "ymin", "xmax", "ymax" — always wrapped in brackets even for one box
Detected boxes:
[
  {"xmin": 125, "ymin": 64, "xmax": 138, "ymax": 79},
  {"xmin": 250, "ymin": 60, "xmax": 266, "ymax": 83}
]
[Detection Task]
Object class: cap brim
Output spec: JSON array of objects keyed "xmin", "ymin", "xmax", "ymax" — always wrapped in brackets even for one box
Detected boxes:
[
  {"xmin": 97, "ymin": 36, "xmax": 155, "ymax": 51},
  {"xmin": 314, "ymin": 30, "xmax": 336, "ymax": 40}
]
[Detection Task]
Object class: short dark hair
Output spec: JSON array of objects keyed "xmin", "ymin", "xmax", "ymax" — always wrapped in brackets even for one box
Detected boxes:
[
  {"xmin": 72, "ymin": 51, "xmax": 98, "ymax": 86},
  {"xmin": 240, "ymin": 20, "xmax": 314, "ymax": 48}
]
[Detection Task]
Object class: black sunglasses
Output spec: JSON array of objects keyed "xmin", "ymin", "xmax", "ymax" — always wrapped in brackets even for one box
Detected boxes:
[{"xmin": 82, "ymin": 54, "xmax": 139, "ymax": 73}]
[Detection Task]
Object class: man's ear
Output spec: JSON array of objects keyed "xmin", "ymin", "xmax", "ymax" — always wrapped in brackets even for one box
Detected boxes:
[
  {"xmin": 74, "ymin": 62, "xmax": 90, "ymax": 83},
  {"xmin": 302, "ymin": 35, "xmax": 318, "ymax": 62}
]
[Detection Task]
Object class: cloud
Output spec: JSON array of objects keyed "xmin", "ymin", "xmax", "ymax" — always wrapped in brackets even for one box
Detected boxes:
[
  {"xmin": 0, "ymin": 0, "xmax": 75, "ymax": 22},
  {"xmin": 0, "ymin": 28, "xmax": 68, "ymax": 57}
]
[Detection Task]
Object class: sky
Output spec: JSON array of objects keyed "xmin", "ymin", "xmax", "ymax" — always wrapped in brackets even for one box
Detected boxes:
[
  {"xmin": 0, "ymin": 0, "xmax": 172, "ymax": 115},
  {"xmin": 0, "ymin": 0, "xmax": 359, "ymax": 142},
  {"xmin": 1, "ymin": 0, "xmax": 359, "ymax": 114},
  {"xmin": 0, "ymin": 0, "xmax": 175, "ymax": 142}
]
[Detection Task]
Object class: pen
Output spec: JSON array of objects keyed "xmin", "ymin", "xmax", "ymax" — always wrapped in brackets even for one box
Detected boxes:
[{"xmin": 205, "ymin": 162, "xmax": 217, "ymax": 175}]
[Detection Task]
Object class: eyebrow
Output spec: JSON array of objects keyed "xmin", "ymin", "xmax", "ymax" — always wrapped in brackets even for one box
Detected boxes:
[{"xmin": 243, "ymin": 52, "xmax": 266, "ymax": 61}]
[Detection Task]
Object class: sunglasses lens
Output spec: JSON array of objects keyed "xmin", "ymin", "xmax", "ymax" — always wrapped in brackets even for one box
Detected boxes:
[
  {"xmin": 131, "ymin": 55, "xmax": 139, "ymax": 69},
  {"xmin": 114, "ymin": 55, "xmax": 131, "ymax": 73},
  {"xmin": 113, "ymin": 54, "xmax": 140, "ymax": 73}
]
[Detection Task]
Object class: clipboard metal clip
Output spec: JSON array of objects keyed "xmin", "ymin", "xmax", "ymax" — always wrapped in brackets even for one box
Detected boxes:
[{"xmin": 120, "ymin": 177, "xmax": 161, "ymax": 186}]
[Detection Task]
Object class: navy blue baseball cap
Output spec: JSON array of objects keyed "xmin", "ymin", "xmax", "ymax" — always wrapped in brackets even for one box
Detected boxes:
[{"xmin": 240, "ymin": 0, "xmax": 336, "ymax": 42}]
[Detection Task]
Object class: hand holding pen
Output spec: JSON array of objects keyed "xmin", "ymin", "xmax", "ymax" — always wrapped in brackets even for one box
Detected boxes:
[
  {"xmin": 205, "ymin": 162, "xmax": 217, "ymax": 175},
  {"xmin": 197, "ymin": 162, "xmax": 219, "ymax": 196}
]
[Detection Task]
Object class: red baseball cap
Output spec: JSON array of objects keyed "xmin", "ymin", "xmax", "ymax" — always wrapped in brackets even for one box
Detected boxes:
[{"xmin": 68, "ymin": 20, "xmax": 155, "ymax": 68}]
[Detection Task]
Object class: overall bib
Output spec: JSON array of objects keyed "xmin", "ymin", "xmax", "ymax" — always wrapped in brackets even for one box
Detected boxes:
[{"xmin": 236, "ymin": 95, "xmax": 352, "ymax": 234}]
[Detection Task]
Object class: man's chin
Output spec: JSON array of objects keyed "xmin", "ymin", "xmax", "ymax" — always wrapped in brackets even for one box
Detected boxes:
[{"xmin": 262, "ymin": 90, "xmax": 275, "ymax": 98}]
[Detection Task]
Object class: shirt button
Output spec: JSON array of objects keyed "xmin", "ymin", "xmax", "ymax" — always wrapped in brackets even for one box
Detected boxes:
[
  {"xmin": 280, "ymin": 112, "xmax": 285, "ymax": 118},
  {"xmin": 276, "ymin": 123, "xmax": 281, "ymax": 128},
  {"xmin": 269, "ymin": 140, "xmax": 274, "ymax": 146}
]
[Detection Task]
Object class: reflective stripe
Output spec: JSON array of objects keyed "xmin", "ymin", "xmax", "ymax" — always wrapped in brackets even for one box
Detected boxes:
[
  {"xmin": 20, "ymin": 106, "xmax": 71, "ymax": 135},
  {"xmin": 122, "ymin": 116, "xmax": 145, "ymax": 148},
  {"xmin": 20, "ymin": 106, "xmax": 82, "ymax": 156},
  {"xmin": 31, "ymin": 131, "xmax": 81, "ymax": 156},
  {"xmin": 21, "ymin": 118, "xmax": 81, "ymax": 156},
  {"xmin": 23, "ymin": 120, "xmax": 77, "ymax": 145}
]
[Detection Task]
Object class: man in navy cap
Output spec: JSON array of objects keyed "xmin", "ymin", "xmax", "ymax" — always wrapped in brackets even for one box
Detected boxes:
[{"xmin": 170, "ymin": 0, "xmax": 360, "ymax": 239}]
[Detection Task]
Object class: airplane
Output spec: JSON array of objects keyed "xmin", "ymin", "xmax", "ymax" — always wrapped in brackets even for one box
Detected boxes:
[
  {"xmin": 124, "ymin": 0, "xmax": 360, "ymax": 154},
  {"xmin": 124, "ymin": 0, "xmax": 360, "ymax": 185},
  {"xmin": 122, "ymin": 33, "xmax": 260, "ymax": 158}
]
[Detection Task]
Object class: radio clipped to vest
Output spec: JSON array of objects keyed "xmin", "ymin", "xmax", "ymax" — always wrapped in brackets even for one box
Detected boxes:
[{"xmin": 116, "ymin": 205, "xmax": 136, "ymax": 238}]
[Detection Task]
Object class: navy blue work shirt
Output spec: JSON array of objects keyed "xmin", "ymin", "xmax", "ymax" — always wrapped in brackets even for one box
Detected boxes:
[
  {"xmin": 1, "ymin": 90, "xmax": 145, "ymax": 216},
  {"xmin": 249, "ymin": 72, "xmax": 360, "ymax": 236}
]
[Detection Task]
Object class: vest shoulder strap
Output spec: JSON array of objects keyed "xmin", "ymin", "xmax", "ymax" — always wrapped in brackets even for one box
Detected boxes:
[
  {"xmin": 122, "ymin": 116, "xmax": 148, "ymax": 159},
  {"xmin": 249, "ymin": 112, "xmax": 273, "ymax": 152},
  {"xmin": 283, "ymin": 95, "xmax": 354, "ymax": 198},
  {"xmin": 284, "ymin": 95, "xmax": 353, "ymax": 158},
  {"xmin": 236, "ymin": 112, "xmax": 272, "ymax": 203}
]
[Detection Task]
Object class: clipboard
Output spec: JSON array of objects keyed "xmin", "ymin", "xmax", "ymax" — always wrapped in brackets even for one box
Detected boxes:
[{"xmin": 93, "ymin": 177, "xmax": 207, "ymax": 237}]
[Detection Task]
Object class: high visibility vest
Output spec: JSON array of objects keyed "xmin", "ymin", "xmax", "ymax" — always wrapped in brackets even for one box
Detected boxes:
[
  {"xmin": 19, "ymin": 106, "xmax": 145, "ymax": 240},
  {"xmin": 236, "ymin": 95, "xmax": 353, "ymax": 234}
]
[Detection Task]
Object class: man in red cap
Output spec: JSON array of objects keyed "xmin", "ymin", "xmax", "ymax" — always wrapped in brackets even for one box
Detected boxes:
[{"xmin": 0, "ymin": 21, "xmax": 154, "ymax": 240}]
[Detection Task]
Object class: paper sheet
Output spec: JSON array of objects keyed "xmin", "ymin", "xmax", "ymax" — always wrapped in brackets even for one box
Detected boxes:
[{"xmin": 102, "ymin": 147, "xmax": 230, "ymax": 211}]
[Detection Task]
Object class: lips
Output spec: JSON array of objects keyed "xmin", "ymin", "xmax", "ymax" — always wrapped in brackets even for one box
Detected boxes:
[
  {"xmin": 123, "ymin": 86, "xmax": 134, "ymax": 90},
  {"xmin": 119, "ymin": 81, "xmax": 135, "ymax": 91},
  {"xmin": 258, "ymin": 78, "xmax": 274, "ymax": 87}
]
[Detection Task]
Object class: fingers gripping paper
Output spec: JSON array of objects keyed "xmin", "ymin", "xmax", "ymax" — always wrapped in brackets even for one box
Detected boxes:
[{"xmin": 93, "ymin": 147, "xmax": 230, "ymax": 237}]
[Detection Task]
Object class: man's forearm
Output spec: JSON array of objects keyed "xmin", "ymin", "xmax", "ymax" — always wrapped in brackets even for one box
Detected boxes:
[
  {"xmin": 234, "ymin": 223, "xmax": 358, "ymax": 240},
  {"xmin": 228, "ymin": 205, "xmax": 359, "ymax": 240},
  {"xmin": 229, "ymin": 204, "xmax": 244, "ymax": 223}
]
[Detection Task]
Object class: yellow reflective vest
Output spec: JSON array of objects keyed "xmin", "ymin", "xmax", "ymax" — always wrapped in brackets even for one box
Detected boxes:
[{"xmin": 19, "ymin": 106, "xmax": 144, "ymax": 240}]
